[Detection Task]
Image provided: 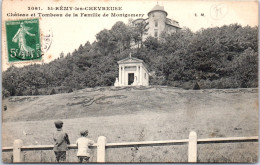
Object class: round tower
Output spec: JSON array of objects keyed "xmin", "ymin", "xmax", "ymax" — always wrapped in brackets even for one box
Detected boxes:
[{"xmin": 147, "ymin": 4, "xmax": 167, "ymax": 39}]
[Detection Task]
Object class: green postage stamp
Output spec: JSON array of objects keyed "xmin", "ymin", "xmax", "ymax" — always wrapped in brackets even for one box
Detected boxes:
[{"xmin": 5, "ymin": 19, "xmax": 41, "ymax": 62}]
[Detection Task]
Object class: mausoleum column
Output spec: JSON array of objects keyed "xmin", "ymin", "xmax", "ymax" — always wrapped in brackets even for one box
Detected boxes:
[
  {"xmin": 138, "ymin": 66, "xmax": 140, "ymax": 85},
  {"xmin": 119, "ymin": 66, "xmax": 122, "ymax": 85},
  {"xmin": 140, "ymin": 65, "xmax": 143, "ymax": 85},
  {"xmin": 122, "ymin": 66, "xmax": 125, "ymax": 86}
]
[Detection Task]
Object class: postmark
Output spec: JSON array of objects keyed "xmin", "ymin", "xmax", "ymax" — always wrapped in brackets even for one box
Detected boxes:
[
  {"xmin": 5, "ymin": 19, "xmax": 41, "ymax": 62},
  {"xmin": 41, "ymin": 29, "xmax": 53, "ymax": 54},
  {"xmin": 210, "ymin": 3, "xmax": 228, "ymax": 20}
]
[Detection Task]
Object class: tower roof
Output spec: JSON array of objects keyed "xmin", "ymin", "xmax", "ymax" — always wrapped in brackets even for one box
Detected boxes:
[{"xmin": 148, "ymin": 4, "xmax": 168, "ymax": 16}]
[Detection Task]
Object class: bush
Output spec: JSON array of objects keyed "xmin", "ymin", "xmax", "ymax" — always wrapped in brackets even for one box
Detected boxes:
[
  {"xmin": 17, "ymin": 90, "xmax": 23, "ymax": 96},
  {"xmin": 193, "ymin": 82, "xmax": 200, "ymax": 90},
  {"xmin": 216, "ymin": 82, "xmax": 224, "ymax": 89},
  {"xmin": 210, "ymin": 80, "xmax": 217, "ymax": 89},
  {"xmin": 220, "ymin": 78, "xmax": 239, "ymax": 89},
  {"xmin": 198, "ymin": 79, "xmax": 211, "ymax": 89},
  {"xmin": 68, "ymin": 88, "xmax": 73, "ymax": 93},
  {"xmin": 50, "ymin": 89, "xmax": 56, "ymax": 95},
  {"xmin": 33, "ymin": 89, "xmax": 40, "ymax": 95},
  {"xmin": 27, "ymin": 90, "xmax": 33, "ymax": 96},
  {"xmin": 182, "ymin": 81, "xmax": 193, "ymax": 90},
  {"xmin": 9, "ymin": 87, "xmax": 16, "ymax": 96},
  {"xmin": 2, "ymin": 88, "xmax": 10, "ymax": 98}
]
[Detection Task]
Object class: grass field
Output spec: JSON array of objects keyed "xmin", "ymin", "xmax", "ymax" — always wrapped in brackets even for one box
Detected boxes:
[{"xmin": 2, "ymin": 86, "xmax": 259, "ymax": 163}]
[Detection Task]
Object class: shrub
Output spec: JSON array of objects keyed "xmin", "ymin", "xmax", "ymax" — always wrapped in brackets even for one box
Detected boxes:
[
  {"xmin": 50, "ymin": 89, "xmax": 56, "ymax": 95},
  {"xmin": 68, "ymin": 88, "xmax": 73, "ymax": 93},
  {"xmin": 210, "ymin": 80, "xmax": 217, "ymax": 89},
  {"xmin": 17, "ymin": 90, "xmax": 23, "ymax": 96},
  {"xmin": 216, "ymin": 82, "xmax": 224, "ymax": 89},
  {"xmin": 182, "ymin": 81, "xmax": 193, "ymax": 90},
  {"xmin": 33, "ymin": 89, "xmax": 40, "ymax": 95},
  {"xmin": 193, "ymin": 82, "xmax": 200, "ymax": 90},
  {"xmin": 2, "ymin": 88, "xmax": 10, "ymax": 98}
]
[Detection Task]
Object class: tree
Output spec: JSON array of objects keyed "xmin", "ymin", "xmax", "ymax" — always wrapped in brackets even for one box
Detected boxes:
[
  {"xmin": 96, "ymin": 29, "xmax": 116, "ymax": 56},
  {"xmin": 111, "ymin": 21, "xmax": 132, "ymax": 54},
  {"xmin": 59, "ymin": 52, "xmax": 64, "ymax": 59},
  {"xmin": 144, "ymin": 37, "xmax": 160, "ymax": 50},
  {"xmin": 132, "ymin": 20, "xmax": 148, "ymax": 48},
  {"xmin": 232, "ymin": 47, "xmax": 258, "ymax": 87},
  {"xmin": 1, "ymin": 23, "xmax": 258, "ymax": 92}
]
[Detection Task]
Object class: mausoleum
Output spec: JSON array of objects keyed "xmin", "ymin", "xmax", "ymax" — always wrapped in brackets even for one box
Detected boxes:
[{"xmin": 114, "ymin": 54, "xmax": 149, "ymax": 86}]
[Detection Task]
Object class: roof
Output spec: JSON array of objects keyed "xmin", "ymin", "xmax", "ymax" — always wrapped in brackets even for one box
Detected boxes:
[
  {"xmin": 132, "ymin": 18, "xmax": 149, "ymax": 26},
  {"xmin": 148, "ymin": 4, "xmax": 168, "ymax": 16},
  {"xmin": 166, "ymin": 23, "xmax": 182, "ymax": 29},
  {"xmin": 166, "ymin": 18, "xmax": 181, "ymax": 29},
  {"xmin": 132, "ymin": 18, "xmax": 145, "ymax": 23},
  {"xmin": 117, "ymin": 57, "xmax": 143, "ymax": 64},
  {"xmin": 117, "ymin": 57, "xmax": 150, "ymax": 72}
]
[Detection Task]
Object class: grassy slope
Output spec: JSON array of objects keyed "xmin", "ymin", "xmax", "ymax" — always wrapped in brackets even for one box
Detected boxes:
[{"xmin": 2, "ymin": 86, "xmax": 259, "ymax": 162}]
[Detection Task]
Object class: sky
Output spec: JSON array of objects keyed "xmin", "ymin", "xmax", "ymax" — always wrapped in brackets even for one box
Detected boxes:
[{"xmin": 1, "ymin": 0, "xmax": 258, "ymax": 70}]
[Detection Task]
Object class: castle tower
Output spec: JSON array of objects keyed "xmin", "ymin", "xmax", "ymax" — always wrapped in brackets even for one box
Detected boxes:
[
  {"xmin": 131, "ymin": 3, "xmax": 181, "ymax": 45},
  {"xmin": 147, "ymin": 3, "xmax": 168, "ymax": 40}
]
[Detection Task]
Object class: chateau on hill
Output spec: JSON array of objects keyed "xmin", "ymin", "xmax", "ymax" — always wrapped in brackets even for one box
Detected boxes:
[{"xmin": 133, "ymin": 3, "xmax": 181, "ymax": 40}]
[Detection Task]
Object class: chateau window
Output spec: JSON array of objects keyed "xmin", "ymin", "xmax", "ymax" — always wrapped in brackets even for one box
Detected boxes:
[
  {"xmin": 155, "ymin": 21, "xmax": 158, "ymax": 27},
  {"xmin": 154, "ymin": 30, "xmax": 158, "ymax": 38}
]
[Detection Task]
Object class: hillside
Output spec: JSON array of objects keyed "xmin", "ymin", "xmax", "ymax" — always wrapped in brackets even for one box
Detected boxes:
[
  {"xmin": 2, "ymin": 24, "xmax": 258, "ymax": 97},
  {"xmin": 2, "ymin": 86, "xmax": 258, "ymax": 162},
  {"xmin": 3, "ymin": 86, "xmax": 258, "ymax": 122}
]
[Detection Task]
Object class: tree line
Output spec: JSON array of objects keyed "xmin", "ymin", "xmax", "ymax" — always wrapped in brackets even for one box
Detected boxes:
[{"xmin": 2, "ymin": 21, "xmax": 258, "ymax": 97}]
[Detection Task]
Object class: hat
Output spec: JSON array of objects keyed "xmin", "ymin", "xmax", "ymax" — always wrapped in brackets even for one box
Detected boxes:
[
  {"xmin": 80, "ymin": 130, "xmax": 88, "ymax": 136},
  {"xmin": 54, "ymin": 120, "xmax": 63, "ymax": 128},
  {"xmin": 54, "ymin": 120, "xmax": 63, "ymax": 125}
]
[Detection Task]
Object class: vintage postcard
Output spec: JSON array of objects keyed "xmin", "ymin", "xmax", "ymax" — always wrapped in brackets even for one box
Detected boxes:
[{"xmin": 1, "ymin": 0, "xmax": 258, "ymax": 163}]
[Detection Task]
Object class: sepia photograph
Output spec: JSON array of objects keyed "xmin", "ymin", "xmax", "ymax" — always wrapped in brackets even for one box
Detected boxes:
[{"xmin": 1, "ymin": 0, "xmax": 259, "ymax": 163}]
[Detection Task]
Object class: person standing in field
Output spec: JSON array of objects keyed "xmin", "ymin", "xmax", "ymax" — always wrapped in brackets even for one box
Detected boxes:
[
  {"xmin": 76, "ymin": 130, "xmax": 94, "ymax": 163},
  {"xmin": 53, "ymin": 120, "xmax": 70, "ymax": 162}
]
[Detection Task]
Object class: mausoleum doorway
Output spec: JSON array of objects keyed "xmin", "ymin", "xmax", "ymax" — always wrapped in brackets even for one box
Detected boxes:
[{"xmin": 128, "ymin": 73, "xmax": 134, "ymax": 85}]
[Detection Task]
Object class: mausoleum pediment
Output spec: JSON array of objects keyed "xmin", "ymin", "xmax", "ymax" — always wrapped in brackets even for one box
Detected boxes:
[{"xmin": 117, "ymin": 57, "xmax": 143, "ymax": 64}]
